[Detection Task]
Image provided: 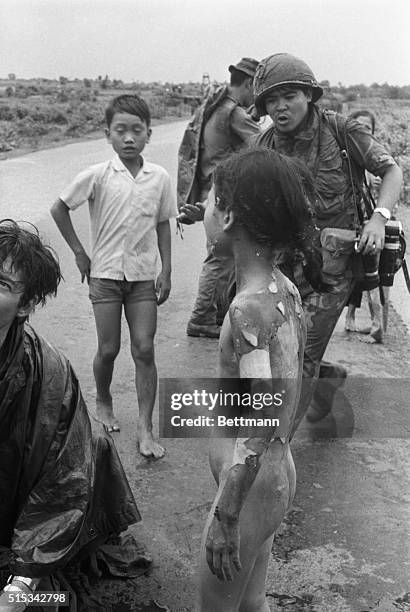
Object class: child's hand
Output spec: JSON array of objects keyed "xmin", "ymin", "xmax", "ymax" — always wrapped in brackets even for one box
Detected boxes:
[
  {"xmin": 155, "ymin": 271, "xmax": 171, "ymax": 305},
  {"xmin": 75, "ymin": 252, "xmax": 91, "ymax": 283},
  {"xmin": 205, "ymin": 515, "xmax": 241, "ymax": 581}
]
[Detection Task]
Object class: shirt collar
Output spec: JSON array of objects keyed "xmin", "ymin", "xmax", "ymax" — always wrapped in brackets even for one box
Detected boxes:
[{"xmin": 111, "ymin": 154, "xmax": 153, "ymax": 174}]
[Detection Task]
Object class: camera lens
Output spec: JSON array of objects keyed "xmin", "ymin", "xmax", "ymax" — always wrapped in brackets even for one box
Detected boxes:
[
  {"xmin": 379, "ymin": 221, "xmax": 401, "ymax": 286},
  {"xmin": 361, "ymin": 250, "xmax": 380, "ymax": 290}
]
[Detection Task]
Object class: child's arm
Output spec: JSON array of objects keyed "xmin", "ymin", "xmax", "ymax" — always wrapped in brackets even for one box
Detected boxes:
[
  {"xmin": 51, "ymin": 199, "xmax": 91, "ymax": 283},
  {"xmin": 205, "ymin": 303, "xmax": 292, "ymax": 581},
  {"xmin": 155, "ymin": 219, "xmax": 171, "ymax": 305}
]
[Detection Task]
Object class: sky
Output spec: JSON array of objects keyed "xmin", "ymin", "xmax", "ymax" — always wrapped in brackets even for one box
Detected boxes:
[{"xmin": 1, "ymin": 0, "xmax": 409, "ymax": 86}]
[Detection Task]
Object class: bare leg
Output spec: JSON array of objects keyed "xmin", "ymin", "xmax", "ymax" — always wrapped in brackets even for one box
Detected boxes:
[
  {"xmin": 238, "ymin": 540, "xmax": 272, "ymax": 612},
  {"xmin": 345, "ymin": 303, "xmax": 356, "ymax": 332},
  {"xmin": 92, "ymin": 302, "xmax": 122, "ymax": 431},
  {"xmin": 198, "ymin": 442, "xmax": 295, "ymax": 612},
  {"xmin": 124, "ymin": 300, "xmax": 164, "ymax": 459},
  {"xmin": 239, "ymin": 445, "xmax": 297, "ymax": 612},
  {"xmin": 359, "ymin": 288, "xmax": 383, "ymax": 344}
]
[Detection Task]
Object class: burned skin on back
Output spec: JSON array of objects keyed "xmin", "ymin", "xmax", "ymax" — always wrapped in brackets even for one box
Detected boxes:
[
  {"xmin": 204, "ymin": 267, "xmax": 305, "ymax": 588},
  {"xmin": 215, "ymin": 267, "xmax": 306, "ymax": 470},
  {"xmin": 220, "ymin": 268, "xmax": 305, "ymax": 387}
]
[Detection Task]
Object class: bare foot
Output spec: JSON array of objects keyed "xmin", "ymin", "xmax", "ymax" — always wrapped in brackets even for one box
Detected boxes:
[
  {"xmin": 356, "ymin": 325, "xmax": 372, "ymax": 334},
  {"xmin": 345, "ymin": 316, "xmax": 356, "ymax": 332},
  {"xmin": 96, "ymin": 399, "xmax": 121, "ymax": 432},
  {"xmin": 345, "ymin": 319, "xmax": 373, "ymax": 335},
  {"xmin": 138, "ymin": 429, "xmax": 165, "ymax": 459},
  {"xmin": 358, "ymin": 334, "xmax": 382, "ymax": 344}
]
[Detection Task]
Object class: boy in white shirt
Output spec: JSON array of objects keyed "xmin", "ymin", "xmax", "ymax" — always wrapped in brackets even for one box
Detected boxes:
[{"xmin": 51, "ymin": 94, "xmax": 177, "ymax": 458}]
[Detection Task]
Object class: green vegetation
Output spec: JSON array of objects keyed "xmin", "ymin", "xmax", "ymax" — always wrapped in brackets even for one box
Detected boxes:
[
  {"xmin": 342, "ymin": 98, "xmax": 410, "ymax": 206},
  {"xmin": 0, "ymin": 75, "xmax": 408, "ymax": 205},
  {"xmin": 0, "ymin": 76, "xmax": 201, "ymax": 154}
]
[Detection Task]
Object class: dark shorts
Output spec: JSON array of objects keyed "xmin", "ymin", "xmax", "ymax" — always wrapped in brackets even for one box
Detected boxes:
[{"xmin": 89, "ymin": 278, "xmax": 156, "ymax": 305}]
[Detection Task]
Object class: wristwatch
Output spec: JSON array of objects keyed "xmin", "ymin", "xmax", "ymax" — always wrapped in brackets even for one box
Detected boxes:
[{"xmin": 373, "ymin": 207, "xmax": 391, "ymax": 221}]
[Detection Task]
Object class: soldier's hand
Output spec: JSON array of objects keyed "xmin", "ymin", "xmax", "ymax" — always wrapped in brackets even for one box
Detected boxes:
[{"xmin": 357, "ymin": 216, "xmax": 385, "ymax": 255}]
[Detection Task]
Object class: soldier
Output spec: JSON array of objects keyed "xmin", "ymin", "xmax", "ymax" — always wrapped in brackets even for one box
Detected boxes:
[
  {"xmin": 253, "ymin": 53, "xmax": 402, "ymax": 425},
  {"xmin": 177, "ymin": 58, "xmax": 261, "ymax": 338}
]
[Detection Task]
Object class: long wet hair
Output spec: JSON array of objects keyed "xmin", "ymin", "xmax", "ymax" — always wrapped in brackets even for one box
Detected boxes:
[
  {"xmin": 0, "ymin": 219, "xmax": 62, "ymax": 307},
  {"xmin": 213, "ymin": 148, "xmax": 327, "ymax": 292}
]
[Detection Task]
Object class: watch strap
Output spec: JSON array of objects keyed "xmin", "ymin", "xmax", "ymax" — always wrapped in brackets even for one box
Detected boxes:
[{"xmin": 373, "ymin": 207, "xmax": 391, "ymax": 221}]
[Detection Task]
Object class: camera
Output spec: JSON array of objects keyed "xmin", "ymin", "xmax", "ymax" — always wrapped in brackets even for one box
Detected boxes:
[
  {"xmin": 356, "ymin": 245, "xmax": 380, "ymax": 290},
  {"xmin": 354, "ymin": 220, "xmax": 404, "ymax": 290},
  {"xmin": 379, "ymin": 220, "xmax": 403, "ymax": 286}
]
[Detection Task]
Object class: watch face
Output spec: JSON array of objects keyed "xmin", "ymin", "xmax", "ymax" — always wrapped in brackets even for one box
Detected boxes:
[{"xmin": 375, "ymin": 208, "xmax": 390, "ymax": 220}]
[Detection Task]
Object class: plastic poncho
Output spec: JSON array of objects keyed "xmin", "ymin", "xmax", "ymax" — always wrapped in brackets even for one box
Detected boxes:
[{"xmin": 0, "ymin": 319, "xmax": 140, "ymax": 579}]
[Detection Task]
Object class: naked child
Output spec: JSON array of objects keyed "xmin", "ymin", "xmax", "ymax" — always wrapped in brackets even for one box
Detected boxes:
[{"xmin": 197, "ymin": 149, "xmax": 328, "ymax": 611}]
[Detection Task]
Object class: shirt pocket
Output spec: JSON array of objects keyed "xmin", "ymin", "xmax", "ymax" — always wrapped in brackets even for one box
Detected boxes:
[
  {"xmin": 314, "ymin": 149, "xmax": 350, "ymax": 218},
  {"xmin": 136, "ymin": 191, "xmax": 160, "ymax": 218}
]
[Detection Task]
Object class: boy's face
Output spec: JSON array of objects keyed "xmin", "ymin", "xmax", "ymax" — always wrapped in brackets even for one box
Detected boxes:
[
  {"xmin": 264, "ymin": 86, "xmax": 311, "ymax": 133},
  {"xmin": 106, "ymin": 112, "xmax": 151, "ymax": 161},
  {"xmin": 0, "ymin": 259, "xmax": 33, "ymax": 345}
]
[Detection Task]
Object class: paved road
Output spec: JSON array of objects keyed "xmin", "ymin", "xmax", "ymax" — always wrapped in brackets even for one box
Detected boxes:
[
  {"xmin": 1, "ymin": 124, "xmax": 410, "ymax": 611},
  {"xmin": 2, "ymin": 120, "xmax": 409, "ymax": 331}
]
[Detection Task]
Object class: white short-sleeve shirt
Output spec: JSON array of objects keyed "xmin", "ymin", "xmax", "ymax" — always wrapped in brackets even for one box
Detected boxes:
[{"xmin": 60, "ymin": 155, "xmax": 177, "ymax": 281}]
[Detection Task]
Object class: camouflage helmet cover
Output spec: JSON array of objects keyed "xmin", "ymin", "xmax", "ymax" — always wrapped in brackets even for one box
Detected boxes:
[{"xmin": 254, "ymin": 53, "xmax": 324, "ymax": 115}]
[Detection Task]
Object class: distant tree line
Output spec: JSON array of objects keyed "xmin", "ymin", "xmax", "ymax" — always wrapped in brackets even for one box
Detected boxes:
[{"xmin": 3, "ymin": 75, "xmax": 410, "ymax": 101}]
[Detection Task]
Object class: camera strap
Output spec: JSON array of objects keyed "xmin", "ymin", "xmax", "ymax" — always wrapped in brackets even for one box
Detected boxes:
[
  {"xmin": 325, "ymin": 111, "xmax": 410, "ymax": 295},
  {"xmin": 324, "ymin": 110, "xmax": 373, "ymax": 230},
  {"xmin": 402, "ymin": 259, "xmax": 410, "ymax": 294}
]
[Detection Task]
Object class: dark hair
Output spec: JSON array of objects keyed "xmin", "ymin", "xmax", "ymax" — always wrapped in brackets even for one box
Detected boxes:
[
  {"xmin": 349, "ymin": 109, "xmax": 375, "ymax": 134},
  {"xmin": 0, "ymin": 219, "xmax": 62, "ymax": 307},
  {"xmin": 230, "ymin": 69, "xmax": 252, "ymax": 87},
  {"xmin": 213, "ymin": 148, "xmax": 327, "ymax": 292},
  {"xmin": 105, "ymin": 94, "xmax": 151, "ymax": 128}
]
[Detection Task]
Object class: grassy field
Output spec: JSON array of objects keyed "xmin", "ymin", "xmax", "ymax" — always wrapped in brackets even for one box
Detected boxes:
[
  {"xmin": 346, "ymin": 98, "xmax": 410, "ymax": 206},
  {"xmin": 0, "ymin": 79, "xmax": 408, "ymax": 205},
  {"xmin": 0, "ymin": 79, "xmax": 198, "ymax": 155}
]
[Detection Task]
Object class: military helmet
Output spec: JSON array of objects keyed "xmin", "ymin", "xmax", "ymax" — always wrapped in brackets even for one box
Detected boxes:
[{"xmin": 254, "ymin": 53, "xmax": 323, "ymax": 115}]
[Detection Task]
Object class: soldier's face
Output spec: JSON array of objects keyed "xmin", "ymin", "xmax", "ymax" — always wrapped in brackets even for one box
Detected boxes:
[{"xmin": 264, "ymin": 87, "xmax": 311, "ymax": 133}]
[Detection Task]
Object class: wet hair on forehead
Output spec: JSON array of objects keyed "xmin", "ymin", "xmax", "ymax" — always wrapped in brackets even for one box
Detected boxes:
[
  {"xmin": 105, "ymin": 94, "xmax": 151, "ymax": 128},
  {"xmin": 349, "ymin": 109, "xmax": 376, "ymax": 134},
  {"xmin": 0, "ymin": 219, "xmax": 62, "ymax": 307}
]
